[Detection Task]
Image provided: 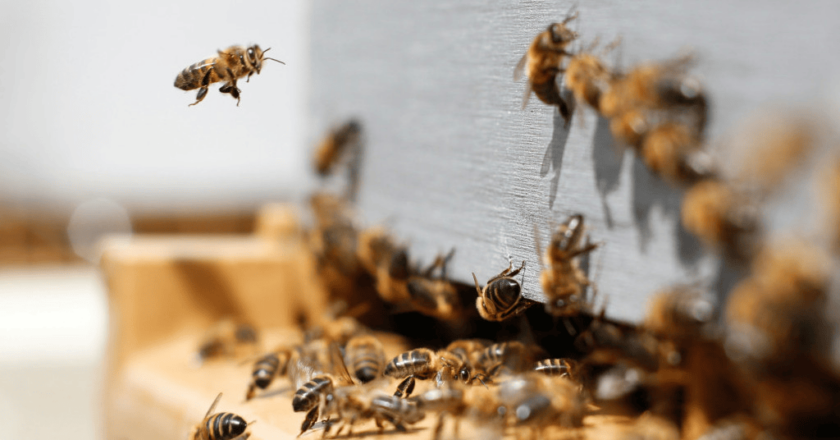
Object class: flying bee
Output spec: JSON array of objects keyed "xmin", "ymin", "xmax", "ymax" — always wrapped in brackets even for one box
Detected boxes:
[
  {"xmin": 313, "ymin": 120, "xmax": 363, "ymax": 177},
  {"xmin": 189, "ymin": 393, "xmax": 255, "ymax": 440},
  {"xmin": 537, "ymin": 214, "xmax": 600, "ymax": 317},
  {"xmin": 344, "ymin": 335, "xmax": 387, "ymax": 384},
  {"xmin": 533, "ymin": 358, "xmax": 580, "ymax": 381},
  {"xmin": 196, "ymin": 319, "xmax": 259, "ymax": 365},
  {"xmin": 384, "ymin": 348, "xmax": 482, "ymax": 398},
  {"xmin": 514, "ymin": 10, "xmax": 580, "ymax": 127},
  {"xmin": 245, "ymin": 347, "xmax": 293, "ymax": 401},
  {"xmin": 472, "ymin": 260, "xmax": 537, "ymax": 321},
  {"xmin": 291, "ymin": 342, "xmax": 356, "ymax": 435},
  {"xmin": 681, "ymin": 179, "xmax": 761, "ymax": 262},
  {"xmin": 174, "ymin": 44, "xmax": 284, "ymax": 106},
  {"xmin": 406, "ymin": 249, "xmax": 463, "ymax": 320},
  {"xmin": 564, "ymin": 37, "xmax": 621, "ymax": 115}
]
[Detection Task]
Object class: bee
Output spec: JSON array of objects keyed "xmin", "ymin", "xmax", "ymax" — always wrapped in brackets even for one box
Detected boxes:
[
  {"xmin": 344, "ymin": 335, "xmax": 387, "ymax": 384},
  {"xmin": 356, "ymin": 226, "xmax": 398, "ymax": 277},
  {"xmin": 444, "ymin": 339, "xmax": 493, "ymax": 382},
  {"xmin": 681, "ymin": 179, "xmax": 760, "ymax": 261},
  {"xmin": 373, "ymin": 246, "xmax": 413, "ymax": 304},
  {"xmin": 514, "ymin": 11, "xmax": 580, "ymax": 127},
  {"xmin": 644, "ymin": 287, "xmax": 715, "ymax": 343},
  {"xmin": 533, "ymin": 358, "xmax": 580, "ymax": 381},
  {"xmin": 384, "ymin": 348, "xmax": 480, "ymax": 398},
  {"xmin": 319, "ymin": 383, "xmax": 425, "ymax": 437},
  {"xmin": 640, "ymin": 122, "xmax": 714, "ymax": 186},
  {"xmin": 244, "ymin": 347, "xmax": 293, "ymax": 401},
  {"xmin": 189, "ymin": 393, "xmax": 254, "ymax": 440},
  {"xmin": 196, "ymin": 319, "xmax": 259, "ymax": 365},
  {"xmin": 368, "ymin": 395, "xmax": 426, "ymax": 431},
  {"xmin": 497, "ymin": 372, "xmax": 585, "ymax": 433},
  {"xmin": 537, "ymin": 214, "xmax": 600, "ymax": 317},
  {"xmin": 414, "ymin": 385, "xmax": 504, "ymax": 440},
  {"xmin": 406, "ymin": 249, "xmax": 463, "ymax": 320},
  {"xmin": 313, "ymin": 120, "xmax": 363, "ymax": 177},
  {"xmin": 564, "ymin": 37, "xmax": 621, "ymax": 115},
  {"xmin": 472, "ymin": 260, "xmax": 537, "ymax": 321},
  {"xmin": 476, "ymin": 341, "xmax": 546, "ymax": 378},
  {"xmin": 174, "ymin": 44, "xmax": 284, "ymax": 106},
  {"xmin": 291, "ymin": 342, "xmax": 356, "ymax": 435}
]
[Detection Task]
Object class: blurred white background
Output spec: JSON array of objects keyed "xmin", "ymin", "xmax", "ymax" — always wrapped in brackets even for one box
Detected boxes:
[
  {"xmin": 0, "ymin": 0, "xmax": 310, "ymax": 214},
  {"xmin": 0, "ymin": 1, "xmax": 309, "ymax": 439}
]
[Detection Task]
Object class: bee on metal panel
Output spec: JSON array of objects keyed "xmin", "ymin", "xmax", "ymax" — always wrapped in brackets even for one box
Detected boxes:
[
  {"xmin": 537, "ymin": 214, "xmax": 599, "ymax": 317},
  {"xmin": 244, "ymin": 347, "xmax": 293, "ymax": 401},
  {"xmin": 291, "ymin": 342, "xmax": 356, "ymax": 435},
  {"xmin": 564, "ymin": 37, "xmax": 621, "ymax": 115},
  {"xmin": 472, "ymin": 260, "xmax": 537, "ymax": 322},
  {"xmin": 514, "ymin": 10, "xmax": 580, "ymax": 127},
  {"xmin": 344, "ymin": 335, "xmax": 387, "ymax": 384},
  {"xmin": 681, "ymin": 179, "xmax": 761, "ymax": 261},
  {"xmin": 406, "ymin": 249, "xmax": 463, "ymax": 320},
  {"xmin": 313, "ymin": 120, "xmax": 363, "ymax": 177},
  {"xmin": 384, "ymin": 347, "xmax": 483, "ymax": 398},
  {"xmin": 196, "ymin": 319, "xmax": 259, "ymax": 365},
  {"xmin": 189, "ymin": 393, "xmax": 254, "ymax": 440},
  {"xmin": 174, "ymin": 44, "xmax": 284, "ymax": 106}
]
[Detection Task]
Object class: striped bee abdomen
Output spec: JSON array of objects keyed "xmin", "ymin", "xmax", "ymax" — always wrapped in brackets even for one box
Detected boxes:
[
  {"xmin": 384, "ymin": 349, "xmax": 435, "ymax": 379},
  {"xmin": 203, "ymin": 412, "xmax": 247, "ymax": 440},
  {"xmin": 533, "ymin": 358, "xmax": 578, "ymax": 379},
  {"xmin": 174, "ymin": 59, "xmax": 218, "ymax": 90},
  {"xmin": 345, "ymin": 336, "xmax": 385, "ymax": 384},
  {"xmin": 292, "ymin": 376, "xmax": 333, "ymax": 412},
  {"xmin": 486, "ymin": 277, "xmax": 523, "ymax": 312},
  {"xmin": 252, "ymin": 353, "xmax": 280, "ymax": 389},
  {"xmin": 478, "ymin": 342, "xmax": 525, "ymax": 370}
]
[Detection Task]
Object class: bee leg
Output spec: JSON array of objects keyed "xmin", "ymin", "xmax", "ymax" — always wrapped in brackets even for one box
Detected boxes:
[
  {"xmin": 394, "ymin": 376, "xmax": 416, "ymax": 398},
  {"xmin": 299, "ymin": 407, "xmax": 319, "ymax": 436},
  {"xmin": 245, "ymin": 384, "xmax": 256, "ymax": 401},
  {"xmin": 433, "ymin": 413, "xmax": 446, "ymax": 440},
  {"xmin": 188, "ymin": 87, "xmax": 209, "ymax": 107},
  {"xmin": 226, "ymin": 68, "xmax": 242, "ymax": 106}
]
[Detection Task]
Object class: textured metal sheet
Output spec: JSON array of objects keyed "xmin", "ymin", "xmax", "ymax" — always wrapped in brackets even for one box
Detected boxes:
[{"xmin": 308, "ymin": 0, "xmax": 840, "ymax": 322}]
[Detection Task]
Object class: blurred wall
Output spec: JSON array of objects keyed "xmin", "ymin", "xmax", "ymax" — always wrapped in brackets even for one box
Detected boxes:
[{"xmin": 0, "ymin": 0, "xmax": 310, "ymax": 214}]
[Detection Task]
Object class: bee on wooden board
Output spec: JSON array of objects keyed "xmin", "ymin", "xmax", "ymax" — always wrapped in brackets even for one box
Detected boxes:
[
  {"xmin": 196, "ymin": 319, "xmax": 259, "ymax": 365},
  {"xmin": 414, "ymin": 385, "xmax": 504, "ymax": 440},
  {"xmin": 496, "ymin": 372, "xmax": 585, "ymax": 432},
  {"xmin": 356, "ymin": 225, "xmax": 399, "ymax": 277},
  {"xmin": 244, "ymin": 347, "xmax": 293, "ymax": 401},
  {"xmin": 314, "ymin": 120, "xmax": 363, "ymax": 177},
  {"xmin": 174, "ymin": 44, "xmax": 284, "ymax": 106},
  {"xmin": 384, "ymin": 347, "xmax": 486, "ymax": 398},
  {"xmin": 189, "ymin": 393, "xmax": 255, "ymax": 440},
  {"xmin": 472, "ymin": 260, "xmax": 537, "ymax": 321},
  {"xmin": 344, "ymin": 335, "xmax": 387, "ymax": 384},
  {"xmin": 536, "ymin": 214, "xmax": 600, "ymax": 318},
  {"xmin": 291, "ymin": 342, "xmax": 357, "ymax": 435},
  {"xmin": 514, "ymin": 10, "xmax": 580, "ymax": 127}
]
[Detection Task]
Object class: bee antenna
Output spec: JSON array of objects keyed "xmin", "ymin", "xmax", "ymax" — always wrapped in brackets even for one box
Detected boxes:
[
  {"xmin": 264, "ymin": 57, "xmax": 286, "ymax": 65},
  {"xmin": 248, "ymin": 420, "xmax": 258, "ymax": 426}
]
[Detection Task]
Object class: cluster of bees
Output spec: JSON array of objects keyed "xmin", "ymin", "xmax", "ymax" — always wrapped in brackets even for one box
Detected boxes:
[{"xmin": 184, "ymin": 10, "xmax": 840, "ymax": 440}]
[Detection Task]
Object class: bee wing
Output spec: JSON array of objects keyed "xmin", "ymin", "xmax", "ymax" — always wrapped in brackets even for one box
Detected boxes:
[
  {"xmin": 513, "ymin": 52, "xmax": 528, "ymax": 82},
  {"xmin": 204, "ymin": 392, "xmax": 223, "ymax": 419},
  {"xmin": 289, "ymin": 355, "xmax": 318, "ymax": 390},
  {"xmin": 533, "ymin": 223, "xmax": 546, "ymax": 272},
  {"xmin": 328, "ymin": 342, "xmax": 356, "ymax": 386},
  {"xmin": 521, "ymin": 80, "xmax": 533, "ymax": 110}
]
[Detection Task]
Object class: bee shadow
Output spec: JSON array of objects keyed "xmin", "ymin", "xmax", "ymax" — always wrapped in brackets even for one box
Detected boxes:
[
  {"xmin": 173, "ymin": 260, "xmax": 247, "ymax": 320},
  {"xmin": 591, "ymin": 116, "xmax": 625, "ymax": 229},
  {"xmin": 541, "ymin": 107, "xmax": 573, "ymax": 209},
  {"xmin": 630, "ymin": 157, "xmax": 703, "ymax": 268}
]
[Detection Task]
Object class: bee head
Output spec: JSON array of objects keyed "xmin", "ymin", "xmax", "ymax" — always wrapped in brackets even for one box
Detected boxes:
[
  {"xmin": 252, "ymin": 44, "xmax": 286, "ymax": 74},
  {"xmin": 547, "ymin": 22, "xmax": 578, "ymax": 45}
]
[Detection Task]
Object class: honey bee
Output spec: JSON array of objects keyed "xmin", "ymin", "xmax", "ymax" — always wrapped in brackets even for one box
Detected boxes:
[
  {"xmin": 174, "ymin": 44, "xmax": 284, "ymax": 106},
  {"xmin": 533, "ymin": 358, "xmax": 580, "ymax": 381},
  {"xmin": 472, "ymin": 260, "xmax": 537, "ymax": 321},
  {"xmin": 318, "ymin": 381, "xmax": 426, "ymax": 437},
  {"xmin": 356, "ymin": 226, "xmax": 398, "ymax": 277},
  {"xmin": 537, "ymin": 214, "xmax": 600, "ymax": 317},
  {"xmin": 476, "ymin": 341, "xmax": 546, "ymax": 378},
  {"xmin": 644, "ymin": 287, "xmax": 715, "ymax": 343},
  {"xmin": 514, "ymin": 11, "xmax": 580, "ymax": 126},
  {"xmin": 372, "ymin": 247, "xmax": 413, "ymax": 304},
  {"xmin": 497, "ymin": 372, "xmax": 585, "ymax": 433},
  {"xmin": 196, "ymin": 319, "xmax": 259, "ymax": 365},
  {"xmin": 640, "ymin": 122, "xmax": 714, "ymax": 186},
  {"xmin": 414, "ymin": 385, "xmax": 504, "ymax": 440},
  {"xmin": 564, "ymin": 37, "xmax": 621, "ymax": 114},
  {"xmin": 244, "ymin": 347, "xmax": 293, "ymax": 401},
  {"xmin": 189, "ymin": 393, "xmax": 254, "ymax": 440},
  {"xmin": 344, "ymin": 335, "xmax": 387, "ymax": 384},
  {"xmin": 444, "ymin": 339, "xmax": 493, "ymax": 383},
  {"xmin": 314, "ymin": 120, "xmax": 363, "ymax": 177},
  {"xmin": 291, "ymin": 342, "xmax": 356, "ymax": 435},
  {"xmin": 384, "ymin": 348, "xmax": 481, "ymax": 398},
  {"xmin": 406, "ymin": 249, "xmax": 463, "ymax": 320},
  {"xmin": 681, "ymin": 179, "xmax": 760, "ymax": 261}
]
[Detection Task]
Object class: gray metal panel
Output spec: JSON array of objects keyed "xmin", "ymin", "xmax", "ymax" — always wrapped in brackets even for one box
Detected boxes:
[{"xmin": 308, "ymin": 0, "xmax": 840, "ymax": 323}]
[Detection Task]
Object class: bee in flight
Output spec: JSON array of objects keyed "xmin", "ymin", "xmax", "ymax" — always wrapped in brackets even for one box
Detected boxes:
[{"xmin": 174, "ymin": 44, "xmax": 285, "ymax": 106}]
